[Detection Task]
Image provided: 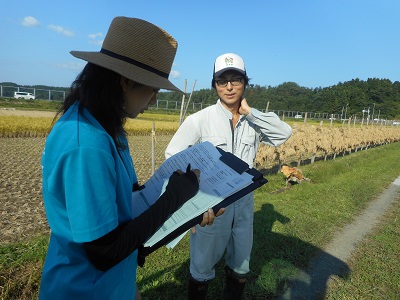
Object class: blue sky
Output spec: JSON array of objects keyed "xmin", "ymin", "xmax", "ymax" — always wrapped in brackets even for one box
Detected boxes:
[{"xmin": 1, "ymin": 0, "xmax": 399, "ymax": 91}]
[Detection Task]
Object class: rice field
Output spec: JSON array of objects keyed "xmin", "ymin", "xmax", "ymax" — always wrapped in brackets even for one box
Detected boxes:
[
  {"xmin": 1, "ymin": 109, "xmax": 399, "ymax": 245},
  {"xmin": 0, "ymin": 134, "xmax": 174, "ymax": 245}
]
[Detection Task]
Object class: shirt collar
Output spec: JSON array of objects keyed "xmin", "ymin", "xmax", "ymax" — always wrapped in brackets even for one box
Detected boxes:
[{"xmin": 216, "ymin": 99, "xmax": 246, "ymax": 122}]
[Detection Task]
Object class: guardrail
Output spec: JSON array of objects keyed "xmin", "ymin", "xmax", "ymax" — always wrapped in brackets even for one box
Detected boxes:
[{"xmin": 0, "ymin": 85, "xmax": 66, "ymax": 101}]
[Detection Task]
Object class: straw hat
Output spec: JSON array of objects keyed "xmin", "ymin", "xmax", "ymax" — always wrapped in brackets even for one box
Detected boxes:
[{"xmin": 70, "ymin": 17, "xmax": 182, "ymax": 93}]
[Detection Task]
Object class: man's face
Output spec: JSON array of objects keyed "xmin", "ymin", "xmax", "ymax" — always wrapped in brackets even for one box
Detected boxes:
[{"xmin": 214, "ymin": 70, "xmax": 245, "ymax": 109}]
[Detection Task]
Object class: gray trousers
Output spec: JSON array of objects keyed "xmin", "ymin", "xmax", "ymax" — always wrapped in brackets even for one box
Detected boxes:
[{"xmin": 189, "ymin": 193, "xmax": 254, "ymax": 281}]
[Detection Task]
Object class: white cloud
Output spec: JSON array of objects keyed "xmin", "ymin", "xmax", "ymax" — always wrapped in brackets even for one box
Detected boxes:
[
  {"xmin": 89, "ymin": 39, "xmax": 104, "ymax": 46},
  {"xmin": 56, "ymin": 61, "xmax": 84, "ymax": 71},
  {"xmin": 170, "ymin": 70, "xmax": 181, "ymax": 79},
  {"xmin": 22, "ymin": 16, "xmax": 39, "ymax": 27},
  {"xmin": 48, "ymin": 24, "xmax": 74, "ymax": 37},
  {"xmin": 88, "ymin": 32, "xmax": 102, "ymax": 39},
  {"xmin": 88, "ymin": 32, "xmax": 103, "ymax": 46}
]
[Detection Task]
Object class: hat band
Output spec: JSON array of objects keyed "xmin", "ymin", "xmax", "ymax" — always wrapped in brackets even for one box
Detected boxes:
[{"xmin": 100, "ymin": 48, "xmax": 169, "ymax": 79}]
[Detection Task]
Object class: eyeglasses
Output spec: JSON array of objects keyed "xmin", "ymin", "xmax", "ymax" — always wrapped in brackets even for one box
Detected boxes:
[{"xmin": 215, "ymin": 78, "xmax": 243, "ymax": 87}]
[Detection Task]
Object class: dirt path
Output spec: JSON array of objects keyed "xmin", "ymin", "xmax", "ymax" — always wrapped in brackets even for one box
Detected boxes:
[{"xmin": 279, "ymin": 176, "xmax": 400, "ymax": 299}]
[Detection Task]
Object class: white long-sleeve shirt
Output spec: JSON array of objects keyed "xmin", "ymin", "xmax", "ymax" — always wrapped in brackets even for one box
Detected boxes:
[{"xmin": 166, "ymin": 100, "xmax": 292, "ymax": 168}]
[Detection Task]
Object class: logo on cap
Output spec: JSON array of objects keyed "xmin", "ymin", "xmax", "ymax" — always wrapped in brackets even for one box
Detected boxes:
[
  {"xmin": 213, "ymin": 53, "xmax": 246, "ymax": 78},
  {"xmin": 225, "ymin": 56, "xmax": 234, "ymax": 66}
]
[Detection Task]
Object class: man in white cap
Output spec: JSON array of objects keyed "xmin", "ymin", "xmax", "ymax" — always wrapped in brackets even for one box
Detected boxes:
[{"xmin": 166, "ymin": 53, "xmax": 292, "ymax": 299}]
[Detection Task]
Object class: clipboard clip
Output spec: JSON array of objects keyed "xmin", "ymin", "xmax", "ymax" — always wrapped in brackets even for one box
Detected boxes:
[{"xmin": 216, "ymin": 148, "xmax": 249, "ymax": 174}]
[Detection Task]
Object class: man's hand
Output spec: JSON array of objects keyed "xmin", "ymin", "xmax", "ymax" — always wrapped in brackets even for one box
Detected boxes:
[
  {"xmin": 238, "ymin": 98, "xmax": 251, "ymax": 115},
  {"xmin": 191, "ymin": 207, "xmax": 226, "ymax": 234}
]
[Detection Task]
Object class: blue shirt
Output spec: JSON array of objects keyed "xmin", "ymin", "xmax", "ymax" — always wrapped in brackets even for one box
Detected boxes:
[{"xmin": 40, "ymin": 102, "xmax": 138, "ymax": 299}]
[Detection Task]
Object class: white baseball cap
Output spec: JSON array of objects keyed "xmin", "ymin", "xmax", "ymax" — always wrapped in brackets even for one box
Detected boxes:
[{"xmin": 213, "ymin": 53, "xmax": 246, "ymax": 78}]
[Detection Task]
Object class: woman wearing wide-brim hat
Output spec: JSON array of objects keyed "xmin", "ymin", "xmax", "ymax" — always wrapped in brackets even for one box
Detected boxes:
[{"xmin": 38, "ymin": 17, "xmax": 218, "ymax": 299}]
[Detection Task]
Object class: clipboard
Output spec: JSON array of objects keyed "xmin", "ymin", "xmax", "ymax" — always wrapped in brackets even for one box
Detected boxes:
[{"xmin": 137, "ymin": 147, "xmax": 268, "ymax": 267}]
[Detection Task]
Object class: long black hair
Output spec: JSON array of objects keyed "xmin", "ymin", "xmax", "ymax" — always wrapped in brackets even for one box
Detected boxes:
[{"xmin": 56, "ymin": 63, "xmax": 127, "ymax": 148}]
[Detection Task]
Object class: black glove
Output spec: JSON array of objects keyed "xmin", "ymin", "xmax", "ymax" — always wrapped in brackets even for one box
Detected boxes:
[
  {"xmin": 166, "ymin": 164, "xmax": 199, "ymax": 205},
  {"xmin": 84, "ymin": 164, "xmax": 199, "ymax": 271}
]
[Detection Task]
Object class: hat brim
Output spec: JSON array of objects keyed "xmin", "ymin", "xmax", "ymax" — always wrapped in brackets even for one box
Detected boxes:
[
  {"xmin": 71, "ymin": 51, "xmax": 184, "ymax": 93},
  {"xmin": 214, "ymin": 67, "xmax": 246, "ymax": 79}
]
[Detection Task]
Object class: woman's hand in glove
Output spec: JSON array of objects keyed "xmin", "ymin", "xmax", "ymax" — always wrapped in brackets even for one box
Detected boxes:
[{"xmin": 166, "ymin": 164, "xmax": 200, "ymax": 205}]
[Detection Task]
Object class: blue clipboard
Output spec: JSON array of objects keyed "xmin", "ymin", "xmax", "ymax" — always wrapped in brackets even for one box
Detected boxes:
[{"xmin": 138, "ymin": 147, "xmax": 268, "ymax": 267}]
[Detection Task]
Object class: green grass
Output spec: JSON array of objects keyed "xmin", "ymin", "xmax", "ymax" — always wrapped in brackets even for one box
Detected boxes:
[
  {"xmin": 0, "ymin": 235, "xmax": 48, "ymax": 299},
  {"xmin": 0, "ymin": 98, "xmax": 61, "ymax": 111},
  {"xmin": 1, "ymin": 143, "xmax": 399, "ymax": 299},
  {"xmin": 325, "ymin": 200, "xmax": 400, "ymax": 299},
  {"xmin": 138, "ymin": 142, "xmax": 400, "ymax": 299},
  {"xmin": 0, "ymin": 98, "xmax": 182, "ymax": 116}
]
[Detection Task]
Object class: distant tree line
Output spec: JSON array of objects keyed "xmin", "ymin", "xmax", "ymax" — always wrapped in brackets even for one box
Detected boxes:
[
  {"xmin": 2, "ymin": 78, "xmax": 400, "ymax": 118},
  {"xmin": 158, "ymin": 78, "xmax": 400, "ymax": 119}
]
